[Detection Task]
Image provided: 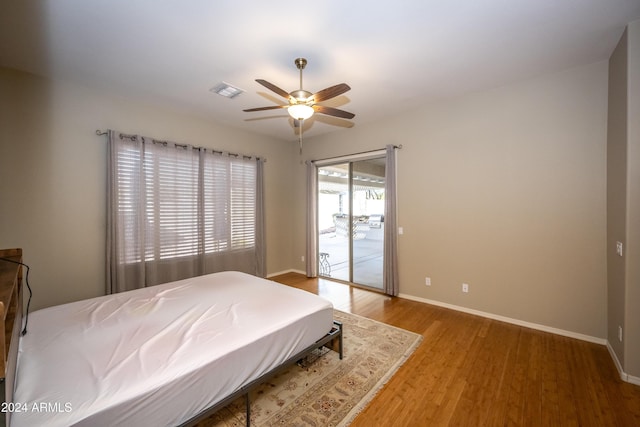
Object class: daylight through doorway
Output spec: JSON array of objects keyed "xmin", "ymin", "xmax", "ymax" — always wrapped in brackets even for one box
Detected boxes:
[{"xmin": 317, "ymin": 157, "xmax": 385, "ymax": 289}]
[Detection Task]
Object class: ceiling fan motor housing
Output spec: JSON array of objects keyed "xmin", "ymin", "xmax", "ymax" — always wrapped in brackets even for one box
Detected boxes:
[{"xmin": 291, "ymin": 89, "xmax": 313, "ymax": 103}]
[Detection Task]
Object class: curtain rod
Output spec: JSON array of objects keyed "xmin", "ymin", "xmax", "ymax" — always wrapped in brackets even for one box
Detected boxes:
[
  {"xmin": 311, "ymin": 144, "xmax": 402, "ymax": 164},
  {"xmin": 96, "ymin": 129, "xmax": 266, "ymax": 162}
]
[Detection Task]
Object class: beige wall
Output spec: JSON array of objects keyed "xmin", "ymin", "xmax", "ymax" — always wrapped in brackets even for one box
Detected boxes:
[
  {"xmin": 0, "ymin": 67, "xmax": 295, "ymax": 310},
  {"xmin": 607, "ymin": 29, "xmax": 628, "ymax": 372},
  {"xmin": 624, "ymin": 19, "xmax": 640, "ymax": 379},
  {"xmin": 606, "ymin": 19, "xmax": 640, "ymax": 382},
  {"xmin": 295, "ymin": 61, "xmax": 609, "ymax": 339}
]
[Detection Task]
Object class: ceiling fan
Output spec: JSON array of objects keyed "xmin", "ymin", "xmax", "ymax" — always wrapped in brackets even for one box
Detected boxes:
[{"xmin": 243, "ymin": 58, "xmax": 355, "ymax": 123}]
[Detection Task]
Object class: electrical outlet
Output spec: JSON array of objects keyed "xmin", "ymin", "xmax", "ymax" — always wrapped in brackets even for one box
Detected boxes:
[
  {"xmin": 462, "ymin": 283, "xmax": 469, "ymax": 293},
  {"xmin": 425, "ymin": 277, "xmax": 431, "ymax": 286},
  {"xmin": 301, "ymin": 255, "xmax": 305, "ymax": 262},
  {"xmin": 619, "ymin": 325, "xmax": 623, "ymax": 342},
  {"xmin": 616, "ymin": 241, "xmax": 623, "ymax": 257}
]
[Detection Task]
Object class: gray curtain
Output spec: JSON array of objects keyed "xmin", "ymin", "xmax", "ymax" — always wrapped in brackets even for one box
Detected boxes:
[
  {"xmin": 255, "ymin": 159, "xmax": 266, "ymax": 277},
  {"xmin": 305, "ymin": 160, "xmax": 318, "ymax": 277},
  {"xmin": 383, "ymin": 144, "xmax": 399, "ymax": 296},
  {"xmin": 106, "ymin": 130, "xmax": 130, "ymax": 293},
  {"xmin": 106, "ymin": 130, "xmax": 265, "ymax": 293}
]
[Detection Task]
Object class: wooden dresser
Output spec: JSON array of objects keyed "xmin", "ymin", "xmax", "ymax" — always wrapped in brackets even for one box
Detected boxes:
[{"xmin": 0, "ymin": 248, "xmax": 24, "ymax": 427}]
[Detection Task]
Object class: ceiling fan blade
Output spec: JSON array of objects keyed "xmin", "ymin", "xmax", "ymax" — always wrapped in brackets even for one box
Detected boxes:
[
  {"xmin": 312, "ymin": 83, "xmax": 351, "ymax": 103},
  {"xmin": 243, "ymin": 105, "xmax": 288, "ymax": 112},
  {"xmin": 313, "ymin": 105, "xmax": 355, "ymax": 119},
  {"xmin": 256, "ymin": 79, "xmax": 292, "ymax": 100}
]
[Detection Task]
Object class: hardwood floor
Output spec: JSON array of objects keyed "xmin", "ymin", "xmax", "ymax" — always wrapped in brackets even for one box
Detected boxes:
[{"xmin": 272, "ymin": 272, "xmax": 640, "ymax": 426}]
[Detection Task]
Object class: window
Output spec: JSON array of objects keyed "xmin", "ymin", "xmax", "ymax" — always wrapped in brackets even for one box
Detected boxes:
[
  {"xmin": 107, "ymin": 130, "xmax": 265, "ymax": 293},
  {"xmin": 115, "ymin": 142, "xmax": 256, "ymax": 264}
]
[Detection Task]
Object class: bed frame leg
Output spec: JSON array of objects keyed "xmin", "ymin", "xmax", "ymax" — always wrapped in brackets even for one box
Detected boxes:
[
  {"xmin": 333, "ymin": 320, "xmax": 343, "ymax": 360},
  {"xmin": 245, "ymin": 393, "xmax": 251, "ymax": 426}
]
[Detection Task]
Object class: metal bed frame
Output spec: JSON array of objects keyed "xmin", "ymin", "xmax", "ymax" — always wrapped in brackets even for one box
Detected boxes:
[{"xmin": 179, "ymin": 320, "xmax": 343, "ymax": 427}]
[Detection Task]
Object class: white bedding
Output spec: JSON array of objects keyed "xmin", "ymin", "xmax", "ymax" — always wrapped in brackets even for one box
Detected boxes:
[{"xmin": 11, "ymin": 271, "xmax": 333, "ymax": 427}]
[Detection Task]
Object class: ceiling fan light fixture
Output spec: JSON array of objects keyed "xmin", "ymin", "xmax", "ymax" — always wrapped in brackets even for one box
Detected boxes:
[
  {"xmin": 288, "ymin": 104, "xmax": 314, "ymax": 120},
  {"xmin": 244, "ymin": 58, "xmax": 354, "ymax": 125}
]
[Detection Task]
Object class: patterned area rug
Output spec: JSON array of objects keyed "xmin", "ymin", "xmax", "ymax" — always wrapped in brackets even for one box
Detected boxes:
[{"xmin": 196, "ymin": 310, "xmax": 422, "ymax": 427}]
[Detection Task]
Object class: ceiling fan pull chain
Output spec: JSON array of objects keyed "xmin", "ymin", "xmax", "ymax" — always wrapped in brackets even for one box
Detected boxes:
[{"xmin": 299, "ymin": 121, "xmax": 304, "ymax": 155}]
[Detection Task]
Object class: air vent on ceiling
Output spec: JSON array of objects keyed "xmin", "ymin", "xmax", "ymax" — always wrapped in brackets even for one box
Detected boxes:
[{"xmin": 210, "ymin": 82, "xmax": 244, "ymax": 99}]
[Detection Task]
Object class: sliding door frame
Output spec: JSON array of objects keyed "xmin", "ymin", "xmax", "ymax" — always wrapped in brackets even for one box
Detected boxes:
[{"xmin": 315, "ymin": 151, "xmax": 387, "ymax": 289}]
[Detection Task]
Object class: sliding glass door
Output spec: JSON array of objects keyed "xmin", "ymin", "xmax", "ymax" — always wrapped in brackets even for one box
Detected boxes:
[
  {"xmin": 317, "ymin": 156, "xmax": 386, "ymax": 289},
  {"xmin": 351, "ymin": 158, "xmax": 385, "ymax": 287},
  {"xmin": 317, "ymin": 163, "xmax": 350, "ymax": 282}
]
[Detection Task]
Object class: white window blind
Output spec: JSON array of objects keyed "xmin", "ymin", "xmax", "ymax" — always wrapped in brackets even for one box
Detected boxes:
[
  {"xmin": 115, "ymin": 140, "xmax": 256, "ymax": 264},
  {"xmin": 203, "ymin": 153, "xmax": 256, "ymax": 254}
]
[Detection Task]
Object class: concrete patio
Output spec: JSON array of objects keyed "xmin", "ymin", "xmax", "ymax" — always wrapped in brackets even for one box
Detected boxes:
[{"xmin": 318, "ymin": 225, "xmax": 384, "ymax": 289}]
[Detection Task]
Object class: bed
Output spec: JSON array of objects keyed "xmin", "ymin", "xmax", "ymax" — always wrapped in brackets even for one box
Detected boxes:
[{"xmin": 0, "ymin": 248, "xmax": 342, "ymax": 427}]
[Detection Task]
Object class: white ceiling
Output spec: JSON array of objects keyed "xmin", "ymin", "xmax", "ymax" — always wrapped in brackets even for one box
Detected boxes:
[{"xmin": 2, "ymin": 1, "xmax": 640, "ymax": 142}]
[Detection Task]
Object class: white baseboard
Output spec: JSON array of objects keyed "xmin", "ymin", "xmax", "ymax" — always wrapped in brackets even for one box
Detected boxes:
[
  {"xmin": 266, "ymin": 272, "xmax": 605, "ymax": 345},
  {"xmin": 398, "ymin": 293, "xmax": 607, "ymax": 345},
  {"xmin": 269, "ymin": 272, "xmax": 640, "ymax": 385},
  {"xmin": 607, "ymin": 341, "xmax": 628, "ymax": 382},
  {"xmin": 606, "ymin": 342, "xmax": 640, "ymax": 386}
]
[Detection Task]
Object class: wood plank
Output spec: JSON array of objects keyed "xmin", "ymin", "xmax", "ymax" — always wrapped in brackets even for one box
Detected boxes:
[
  {"xmin": 271, "ymin": 273, "xmax": 640, "ymax": 426},
  {"xmin": 0, "ymin": 248, "xmax": 22, "ymax": 379}
]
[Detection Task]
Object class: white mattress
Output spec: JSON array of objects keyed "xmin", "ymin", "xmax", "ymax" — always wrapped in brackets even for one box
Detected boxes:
[{"xmin": 11, "ymin": 271, "xmax": 333, "ymax": 427}]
